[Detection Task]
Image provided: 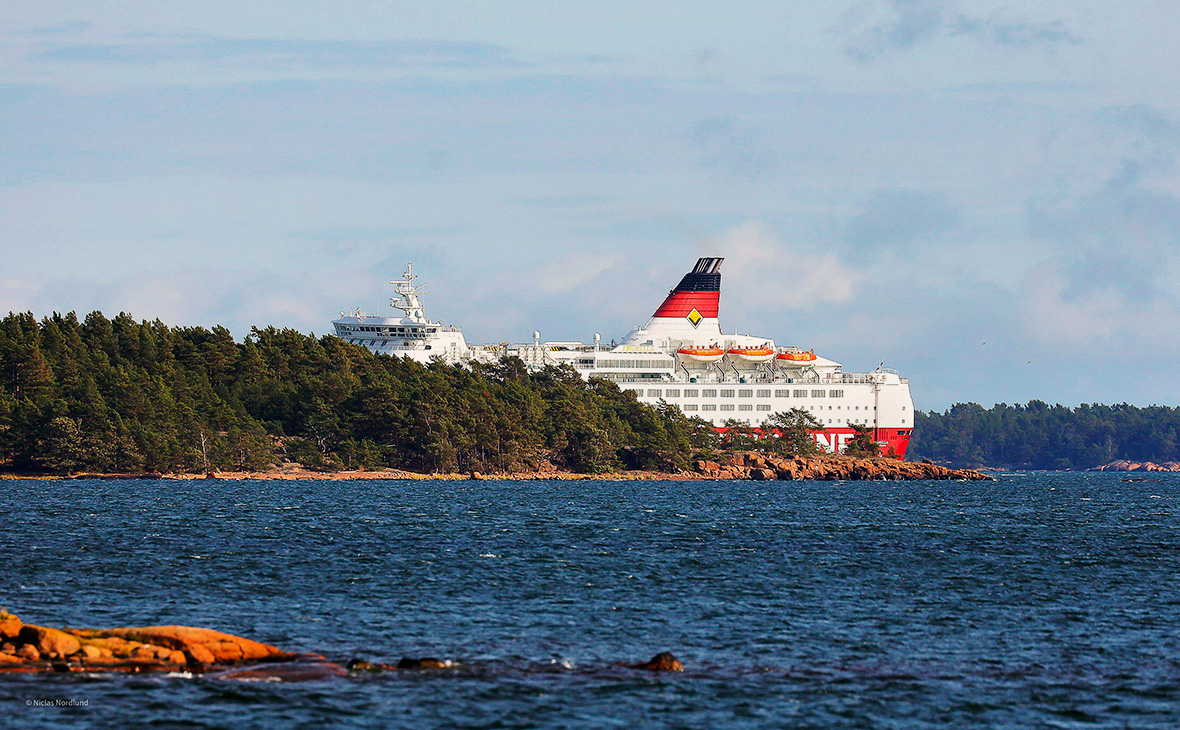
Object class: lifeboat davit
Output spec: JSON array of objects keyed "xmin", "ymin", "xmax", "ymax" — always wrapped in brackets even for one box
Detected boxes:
[
  {"xmin": 676, "ymin": 345, "xmax": 725, "ymax": 364},
  {"xmin": 776, "ymin": 348, "xmax": 817, "ymax": 363},
  {"xmin": 726, "ymin": 345, "xmax": 776, "ymax": 364}
]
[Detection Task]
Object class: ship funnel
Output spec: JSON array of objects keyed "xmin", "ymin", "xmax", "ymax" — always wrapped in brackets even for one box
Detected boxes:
[{"xmin": 650, "ymin": 257, "xmax": 723, "ymax": 320}]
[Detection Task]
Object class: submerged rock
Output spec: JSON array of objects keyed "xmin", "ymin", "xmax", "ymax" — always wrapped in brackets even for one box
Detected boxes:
[
  {"xmin": 397, "ymin": 657, "xmax": 449, "ymax": 670},
  {"xmin": 628, "ymin": 652, "xmax": 684, "ymax": 672},
  {"xmin": 632, "ymin": 652, "xmax": 684, "ymax": 672}
]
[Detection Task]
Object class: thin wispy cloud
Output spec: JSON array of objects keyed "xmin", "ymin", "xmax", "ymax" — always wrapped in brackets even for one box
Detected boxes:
[
  {"xmin": 20, "ymin": 20, "xmax": 91, "ymax": 37},
  {"xmin": 34, "ymin": 36, "xmax": 526, "ymax": 71}
]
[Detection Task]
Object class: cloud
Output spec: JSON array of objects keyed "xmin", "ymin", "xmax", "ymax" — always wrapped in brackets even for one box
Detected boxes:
[
  {"xmin": 954, "ymin": 16, "xmax": 1080, "ymax": 48},
  {"xmin": 845, "ymin": 0, "xmax": 1081, "ymax": 62},
  {"xmin": 535, "ymin": 252, "xmax": 621, "ymax": 293},
  {"xmin": 845, "ymin": 0, "xmax": 945, "ymax": 62},
  {"xmin": 21, "ymin": 21, "xmax": 91, "ymax": 38},
  {"xmin": 710, "ymin": 222, "xmax": 862, "ymax": 313},
  {"xmin": 32, "ymin": 36, "xmax": 525, "ymax": 71},
  {"xmin": 1021, "ymin": 115, "xmax": 1180, "ymax": 347}
]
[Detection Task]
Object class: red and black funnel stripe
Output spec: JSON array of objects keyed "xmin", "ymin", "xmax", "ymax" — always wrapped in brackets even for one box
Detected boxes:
[{"xmin": 652, "ymin": 257, "xmax": 723, "ymax": 318}]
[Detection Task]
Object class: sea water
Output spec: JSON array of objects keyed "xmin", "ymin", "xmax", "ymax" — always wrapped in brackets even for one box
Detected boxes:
[{"xmin": 1, "ymin": 473, "xmax": 1178, "ymax": 729}]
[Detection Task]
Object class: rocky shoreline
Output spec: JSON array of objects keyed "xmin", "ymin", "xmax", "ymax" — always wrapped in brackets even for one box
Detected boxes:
[
  {"xmin": 2, "ymin": 454, "xmax": 991, "ymax": 482},
  {"xmin": 1089, "ymin": 460, "xmax": 1180, "ymax": 473},
  {"xmin": 0, "ymin": 612, "xmax": 683, "ymax": 678},
  {"xmin": 693, "ymin": 452, "xmax": 992, "ymax": 481}
]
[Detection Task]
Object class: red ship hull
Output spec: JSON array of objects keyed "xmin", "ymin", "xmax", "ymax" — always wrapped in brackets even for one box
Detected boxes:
[
  {"xmin": 718, "ymin": 426, "xmax": 912, "ymax": 460},
  {"xmin": 810, "ymin": 427, "xmax": 911, "ymax": 459}
]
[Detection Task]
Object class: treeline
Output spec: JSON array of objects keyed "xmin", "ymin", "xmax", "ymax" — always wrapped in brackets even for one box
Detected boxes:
[
  {"xmin": 911, "ymin": 401, "xmax": 1180, "ymax": 470},
  {"xmin": 0, "ymin": 311, "xmax": 833, "ymax": 476}
]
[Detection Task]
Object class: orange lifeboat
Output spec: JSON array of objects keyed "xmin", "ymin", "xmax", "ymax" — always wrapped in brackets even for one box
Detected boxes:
[
  {"xmin": 726, "ymin": 345, "xmax": 776, "ymax": 364},
  {"xmin": 676, "ymin": 345, "xmax": 725, "ymax": 364},
  {"xmin": 776, "ymin": 348, "xmax": 816, "ymax": 363}
]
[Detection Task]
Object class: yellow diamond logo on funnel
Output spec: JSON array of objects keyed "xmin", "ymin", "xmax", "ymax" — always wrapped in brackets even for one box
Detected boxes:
[{"xmin": 686, "ymin": 308, "xmax": 702, "ymax": 327}]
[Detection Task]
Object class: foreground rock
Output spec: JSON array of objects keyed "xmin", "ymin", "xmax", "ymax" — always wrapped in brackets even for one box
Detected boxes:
[
  {"xmin": 694, "ymin": 453, "xmax": 992, "ymax": 481},
  {"xmin": 0, "ymin": 612, "xmax": 305, "ymax": 674}
]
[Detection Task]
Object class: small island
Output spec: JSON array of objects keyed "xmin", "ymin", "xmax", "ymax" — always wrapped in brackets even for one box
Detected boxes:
[
  {"xmin": 0, "ymin": 611, "xmax": 685, "ymax": 678},
  {"xmin": 0, "ymin": 311, "xmax": 981, "ymax": 481}
]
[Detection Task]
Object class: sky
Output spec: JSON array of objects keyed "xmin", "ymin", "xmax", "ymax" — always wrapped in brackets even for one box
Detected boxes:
[{"xmin": 2, "ymin": 1, "xmax": 1178, "ymax": 410}]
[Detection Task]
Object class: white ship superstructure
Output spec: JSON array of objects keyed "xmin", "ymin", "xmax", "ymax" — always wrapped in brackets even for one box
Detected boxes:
[
  {"xmin": 505, "ymin": 257, "xmax": 916, "ymax": 456},
  {"xmin": 331, "ymin": 264, "xmax": 493, "ymax": 366}
]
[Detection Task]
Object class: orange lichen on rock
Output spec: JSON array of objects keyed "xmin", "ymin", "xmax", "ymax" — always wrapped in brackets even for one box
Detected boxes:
[{"xmin": 99, "ymin": 626, "xmax": 294, "ymax": 663}]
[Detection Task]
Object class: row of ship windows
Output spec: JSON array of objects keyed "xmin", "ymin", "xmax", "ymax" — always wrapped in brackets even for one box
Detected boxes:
[
  {"xmin": 346, "ymin": 340, "xmax": 432, "ymax": 349},
  {"xmin": 637, "ymin": 388, "xmax": 845, "ymax": 398},
  {"xmin": 688, "ymin": 410, "xmax": 878, "ymax": 426},
  {"xmin": 343, "ymin": 326, "xmax": 431, "ymax": 334},
  {"xmin": 681, "ymin": 404, "xmax": 876, "ymax": 413},
  {"xmin": 594, "ymin": 359, "xmax": 670, "ymax": 369}
]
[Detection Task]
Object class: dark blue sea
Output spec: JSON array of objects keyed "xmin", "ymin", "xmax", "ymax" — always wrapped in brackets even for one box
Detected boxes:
[{"xmin": 2, "ymin": 473, "xmax": 1179, "ymax": 729}]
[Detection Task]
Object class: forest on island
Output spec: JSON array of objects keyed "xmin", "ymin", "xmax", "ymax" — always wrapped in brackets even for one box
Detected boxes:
[
  {"xmin": 911, "ymin": 401, "xmax": 1180, "ymax": 470},
  {"xmin": 0, "ymin": 311, "xmax": 840, "ymax": 476}
]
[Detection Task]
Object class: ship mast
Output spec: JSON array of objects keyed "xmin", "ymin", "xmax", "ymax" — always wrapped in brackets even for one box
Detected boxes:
[{"xmin": 391, "ymin": 262, "xmax": 428, "ymax": 323}]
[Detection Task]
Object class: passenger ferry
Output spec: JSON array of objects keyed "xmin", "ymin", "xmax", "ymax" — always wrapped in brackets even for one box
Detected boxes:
[{"xmin": 333, "ymin": 258, "xmax": 915, "ymax": 457}]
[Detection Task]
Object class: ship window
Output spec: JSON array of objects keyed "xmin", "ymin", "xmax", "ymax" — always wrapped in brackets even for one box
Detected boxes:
[
  {"xmin": 793, "ymin": 389, "xmax": 807, "ymax": 398},
  {"xmin": 683, "ymin": 404, "xmax": 698, "ymax": 411},
  {"xmin": 702, "ymin": 389, "xmax": 717, "ymax": 397},
  {"xmin": 811, "ymin": 390, "xmax": 825, "ymax": 398},
  {"xmin": 739, "ymin": 389, "xmax": 753, "ymax": 397},
  {"xmin": 720, "ymin": 389, "xmax": 735, "ymax": 397},
  {"xmin": 757, "ymin": 389, "xmax": 771, "ymax": 398},
  {"xmin": 702, "ymin": 404, "xmax": 717, "ymax": 411},
  {"xmin": 720, "ymin": 404, "xmax": 735, "ymax": 411},
  {"xmin": 646, "ymin": 389, "xmax": 662, "ymax": 397},
  {"xmin": 665, "ymin": 389, "xmax": 680, "ymax": 398},
  {"xmin": 738, "ymin": 404, "xmax": 753, "ymax": 411},
  {"xmin": 756, "ymin": 404, "xmax": 772, "ymax": 411},
  {"xmin": 684, "ymin": 389, "xmax": 698, "ymax": 397},
  {"xmin": 829, "ymin": 390, "xmax": 843, "ymax": 398}
]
